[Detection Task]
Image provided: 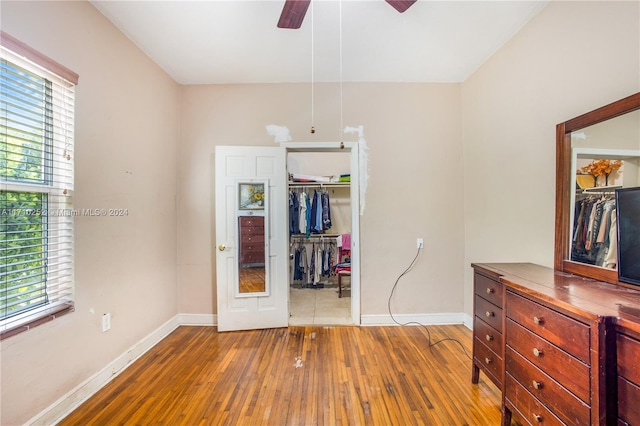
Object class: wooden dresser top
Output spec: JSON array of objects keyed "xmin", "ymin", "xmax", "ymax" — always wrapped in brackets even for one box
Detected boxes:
[{"xmin": 472, "ymin": 263, "xmax": 640, "ymax": 333}]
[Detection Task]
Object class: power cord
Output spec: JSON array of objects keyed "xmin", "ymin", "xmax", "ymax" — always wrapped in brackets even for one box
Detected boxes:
[{"xmin": 387, "ymin": 245, "xmax": 471, "ymax": 360}]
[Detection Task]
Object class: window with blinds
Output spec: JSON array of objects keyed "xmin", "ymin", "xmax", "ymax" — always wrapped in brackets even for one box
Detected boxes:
[{"xmin": 1, "ymin": 34, "xmax": 77, "ymax": 338}]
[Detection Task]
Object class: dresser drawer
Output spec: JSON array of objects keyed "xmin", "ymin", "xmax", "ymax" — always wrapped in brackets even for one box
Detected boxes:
[
  {"xmin": 506, "ymin": 346, "xmax": 590, "ymax": 426},
  {"xmin": 505, "ymin": 373, "xmax": 563, "ymax": 426},
  {"xmin": 239, "ymin": 217, "xmax": 264, "ymax": 228},
  {"xmin": 241, "ymin": 243, "xmax": 264, "ymax": 254},
  {"xmin": 474, "ymin": 338, "xmax": 503, "ymax": 388},
  {"xmin": 241, "ymin": 234, "xmax": 265, "ymax": 244},
  {"xmin": 474, "ymin": 316, "xmax": 502, "ymax": 355},
  {"xmin": 475, "ymin": 295, "xmax": 503, "ymax": 333},
  {"xmin": 617, "ymin": 333, "xmax": 640, "ymax": 385},
  {"xmin": 474, "ymin": 273, "xmax": 504, "ymax": 307},
  {"xmin": 241, "ymin": 251, "xmax": 264, "ymax": 263},
  {"xmin": 618, "ymin": 376, "xmax": 640, "ymax": 425},
  {"xmin": 506, "ymin": 292, "xmax": 590, "ymax": 363},
  {"xmin": 506, "ymin": 319, "xmax": 590, "ymax": 403}
]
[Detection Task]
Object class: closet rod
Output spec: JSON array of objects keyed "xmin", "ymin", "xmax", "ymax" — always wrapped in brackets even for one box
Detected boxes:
[
  {"xmin": 290, "ymin": 233, "xmax": 340, "ymax": 239},
  {"xmin": 579, "ymin": 189, "xmax": 618, "ymax": 195},
  {"xmin": 579, "ymin": 191, "xmax": 616, "ymax": 196}
]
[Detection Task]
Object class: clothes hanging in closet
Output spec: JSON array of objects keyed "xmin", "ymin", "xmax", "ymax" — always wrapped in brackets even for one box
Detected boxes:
[
  {"xmin": 289, "ymin": 190, "xmax": 299, "ymax": 234},
  {"xmin": 571, "ymin": 196, "xmax": 617, "ymax": 269},
  {"xmin": 288, "ymin": 188, "xmax": 332, "ymax": 236},
  {"xmin": 292, "ymin": 245, "xmax": 308, "ymax": 282},
  {"xmin": 291, "ymin": 240, "xmax": 334, "ymax": 286}
]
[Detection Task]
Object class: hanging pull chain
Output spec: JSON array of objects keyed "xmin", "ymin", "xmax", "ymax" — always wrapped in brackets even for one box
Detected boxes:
[
  {"xmin": 339, "ymin": 0, "xmax": 343, "ymax": 143},
  {"xmin": 310, "ymin": 0, "xmax": 315, "ymax": 134}
]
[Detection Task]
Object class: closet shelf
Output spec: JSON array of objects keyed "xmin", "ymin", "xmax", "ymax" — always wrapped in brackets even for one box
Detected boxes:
[
  {"xmin": 288, "ymin": 181, "xmax": 350, "ymax": 188},
  {"xmin": 579, "ymin": 185, "xmax": 621, "ymax": 194}
]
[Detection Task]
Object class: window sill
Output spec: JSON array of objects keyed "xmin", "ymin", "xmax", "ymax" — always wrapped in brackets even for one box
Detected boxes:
[{"xmin": 0, "ymin": 303, "xmax": 75, "ymax": 340}]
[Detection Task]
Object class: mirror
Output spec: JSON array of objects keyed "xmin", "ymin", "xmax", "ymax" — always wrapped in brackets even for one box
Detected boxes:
[
  {"xmin": 555, "ymin": 92, "xmax": 640, "ymax": 286},
  {"xmin": 237, "ymin": 182, "xmax": 268, "ymax": 296}
]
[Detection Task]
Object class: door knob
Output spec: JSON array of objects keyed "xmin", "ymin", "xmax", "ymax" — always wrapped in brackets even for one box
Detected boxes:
[{"xmin": 218, "ymin": 244, "xmax": 226, "ymax": 251}]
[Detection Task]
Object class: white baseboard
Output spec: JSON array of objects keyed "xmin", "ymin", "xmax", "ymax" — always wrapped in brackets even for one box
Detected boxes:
[
  {"xmin": 462, "ymin": 313, "xmax": 473, "ymax": 330},
  {"xmin": 29, "ymin": 315, "xmax": 182, "ymax": 426},
  {"xmin": 177, "ymin": 313, "xmax": 216, "ymax": 326},
  {"xmin": 361, "ymin": 312, "xmax": 472, "ymax": 328},
  {"xmin": 34, "ymin": 311, "xmax": 470, "ymax": 425}
]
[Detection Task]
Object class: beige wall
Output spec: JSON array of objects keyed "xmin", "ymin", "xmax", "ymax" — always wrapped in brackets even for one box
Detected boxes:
[
  {"xmin": 178, "ymin": 83, "xmax": 465, "ymax": 316},
  {"xmin": 462, "ymin": 0, "xmax": 640, "ymax": 315},
  {"xmin": 0, "ymin": 2, "xmax": 180, "ymax": 425}
]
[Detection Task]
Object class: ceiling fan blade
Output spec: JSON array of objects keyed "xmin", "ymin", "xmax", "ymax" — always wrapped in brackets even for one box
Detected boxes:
[
  {"xmin": 385, "ymin": 0, "xmax": 417, "ymax": 13},
  {"xmin": 277, "ymin": 0, "xmax": 311, "ymax": 29}
]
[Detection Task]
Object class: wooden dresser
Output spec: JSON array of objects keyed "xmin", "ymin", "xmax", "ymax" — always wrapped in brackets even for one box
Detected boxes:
[
  {"xmin": 238, "ymin": 216, "xmax": 265, "ymax": 268},
  {"xmin": 472, "ymin": 269, "xmax": 505, "ymax": 390},
  {"xmin": 616, "ymin": 312, "xmax": 640, "ymax": 425},
  {"xmin": 471, "ymin": 263, "xmax": 640, "ymax": 425}
]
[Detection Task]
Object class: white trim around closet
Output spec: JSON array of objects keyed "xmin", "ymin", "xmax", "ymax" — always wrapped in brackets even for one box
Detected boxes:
[{"xmin": 282, "ymin": 141, "xmax": 361, "ymax": 326}]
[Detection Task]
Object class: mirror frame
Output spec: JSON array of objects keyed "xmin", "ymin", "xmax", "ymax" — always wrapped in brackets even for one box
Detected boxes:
[{"xmin": 554, "ymin": 92, "xmax": 640, "ymax": 286}]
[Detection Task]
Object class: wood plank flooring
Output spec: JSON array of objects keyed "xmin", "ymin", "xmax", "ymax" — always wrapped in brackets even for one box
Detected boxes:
[
  {"xmin": 59, "ymin": 325, "xmax": 501, "ymax": 425},
  {"xmin": 238, "ymin": 267, "xmax": 266, "ymax": 293}
]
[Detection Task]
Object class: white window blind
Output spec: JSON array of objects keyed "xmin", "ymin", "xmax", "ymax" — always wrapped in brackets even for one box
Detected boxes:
[{"xmin": 1, "ymin": 34, "xmax": 76, "ymax": 338}]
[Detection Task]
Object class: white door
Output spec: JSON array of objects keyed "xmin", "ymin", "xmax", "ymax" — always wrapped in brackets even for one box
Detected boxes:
[{"xmin": 215, "ymin": 146, "xmax": 288, "ymax": 331}]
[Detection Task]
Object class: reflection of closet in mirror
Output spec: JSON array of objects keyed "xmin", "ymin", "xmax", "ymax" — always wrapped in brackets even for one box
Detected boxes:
[
  {"xmin": 568, "ymin": 109, "xmax": 640, "ymax": 272},
  {"xmin": 287, "ymin": 151, "xmax": 352, "ymax": 322},
  {"xmin": 570, "ymin": 149, "xmax": 640, "ymax": 270}
]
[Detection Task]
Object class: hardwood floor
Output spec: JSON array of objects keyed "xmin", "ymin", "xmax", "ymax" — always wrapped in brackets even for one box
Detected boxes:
[
  {"xmin": 59, "ymin": 325, "xmax": 501, "ymax": 425},
  {"xmin": 238, "ymin": 267, "xmax": 266, "ymax": 293}
]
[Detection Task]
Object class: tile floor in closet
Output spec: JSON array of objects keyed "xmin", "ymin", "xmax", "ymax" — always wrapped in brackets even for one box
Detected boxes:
[{"xmin": 289, "ymin": 280, "xmax": 352, "ymax": 325}]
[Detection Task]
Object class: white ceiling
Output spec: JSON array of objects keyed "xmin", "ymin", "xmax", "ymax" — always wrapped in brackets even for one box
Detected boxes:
[{"xmin": 90, "ymin": 0, "xmax": 548, "ymax": 85}]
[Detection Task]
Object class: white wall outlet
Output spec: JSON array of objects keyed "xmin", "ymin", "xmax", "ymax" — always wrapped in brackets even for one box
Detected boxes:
[
  {"xmin": 102, "ymin": 313, "xmax": 111, "ymax": 332},
  {"xmin": 417, "ymin": 238, "xmax": 424, "ymax": 249}
]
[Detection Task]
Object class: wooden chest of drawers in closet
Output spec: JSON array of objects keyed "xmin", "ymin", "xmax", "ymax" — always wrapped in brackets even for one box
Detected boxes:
[
  {"xmin": 616, "ymin": 325, "xmax": 640, "ymax": 425},
  {"xmin": 504, "ymin": 291, "xmax": 592, "ymax": 425},
  {"xmin": 471, "ymin": 270, "xmax": 505, "ymax": 390},
  {"xmin": 238, "ymin": 216, "xmax": 265, "ymax": 268}
]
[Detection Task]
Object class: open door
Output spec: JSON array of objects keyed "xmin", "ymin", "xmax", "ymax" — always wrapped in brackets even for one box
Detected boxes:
[{"xmin": 214, "ymin": 146, "xmax": 288, "ymax": 331}]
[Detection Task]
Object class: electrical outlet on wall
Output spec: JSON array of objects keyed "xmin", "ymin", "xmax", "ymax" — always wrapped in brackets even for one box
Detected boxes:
[
  {"xmin": 102, "ymin": 313, "xmax": 111, "ymax": 332},
  {"xmin": 417, "ymin": 238, "xmax": 424, "ymax": 249}
]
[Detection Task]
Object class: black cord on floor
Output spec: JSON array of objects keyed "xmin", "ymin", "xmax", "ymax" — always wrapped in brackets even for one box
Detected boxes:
[{"xmin": 387, "ymin": 246, "xmax": 472, "ymax": 360}]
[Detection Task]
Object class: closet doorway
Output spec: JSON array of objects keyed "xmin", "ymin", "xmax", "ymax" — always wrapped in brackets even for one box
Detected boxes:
[{"xmin": 283, "ymin": 142, "xmax": 360, "ymax": 326}]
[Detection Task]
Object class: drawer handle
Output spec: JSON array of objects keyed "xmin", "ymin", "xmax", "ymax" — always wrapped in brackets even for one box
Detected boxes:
[
  {"xmin": 486, "ymin": 287, "xmax": 494, "ymax": 294},
  {"xmin": 533, "ymin": 316, "xmax": 543, "ymax": 325},
  {"xmin": 532, "ymin": 380, "xmax": 543, "ymax": 390},
  {"xmin": 533, "ymin": 348, "xmax": 543, "ymax": 357},
  {"xmin": 532, "ymin": 414, "xmax": 542, "ymax": 422},
  {"xmin": 485, "ymin": 334, "xmax": 493, "ymax": 342},
  {"xmin": 484, "ymin": 357, "xmax": 492, "ymax": 364},
  {"xmin": 485, "ymin": 311, "xmax": 494, "ymax": 318}
]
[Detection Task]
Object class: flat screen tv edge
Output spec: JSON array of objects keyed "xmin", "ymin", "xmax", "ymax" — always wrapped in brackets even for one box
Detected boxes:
[{"xmin": 616, "ymin": 186, "xmax": 640, "ymax": 286}]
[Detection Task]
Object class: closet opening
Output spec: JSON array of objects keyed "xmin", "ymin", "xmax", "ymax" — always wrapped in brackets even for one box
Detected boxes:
[{"xmin": 284, "ymin": 142, "xmax": 360, "ymax": 326}]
